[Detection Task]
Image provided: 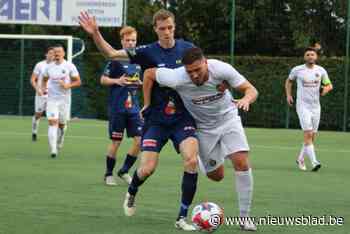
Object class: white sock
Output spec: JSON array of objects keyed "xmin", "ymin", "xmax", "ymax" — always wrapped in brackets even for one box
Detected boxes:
[
  {"xmin": 297, "ymin": 144, "xmax": 305, "ymax": 161},
  {"xmin": 32, "ymin": 116, "xmax": 40, "ymax": 134},
  {"xmin": 48, "ymin": 125, "xmax": 58, "ymax": 154},
  {"xmin": 235, "ymin": 169, "xmax": 253, "ymax": 218},
  {"xmin": 304, "ymin": 144, "xmax": 319, "ymax": 167}
]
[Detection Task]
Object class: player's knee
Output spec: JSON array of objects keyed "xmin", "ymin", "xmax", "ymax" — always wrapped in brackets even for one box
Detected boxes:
[
  {"xmin": 184, "ymin": 155, "xmax": 198, "ymax": 171},
  {"xmin": 48, "ymin": 119, "xmax": 58, "ymax": 126}
]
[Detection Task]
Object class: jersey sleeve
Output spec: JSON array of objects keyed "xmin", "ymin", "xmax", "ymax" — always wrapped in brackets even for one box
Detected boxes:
[
  {"xmin": 103, "ymin": 61, "xmax": 113, "ymax": 77},
  {"xmin": 33, "ymin": 63, "xmax": 41, "ymax": 75},
  {"xmin": 288, "ymin": 67, "xmax": 297, "ymax": 81},
  {"xmin": 155, "ymin": 68, "xmax": 183, "ymax": 89},
  {"xmin": 321, "ymin": 68, "xmax": 331, "ymax": 85},
  {"xmin": 69, "ymin": 63, "xmax": 79, "ymax": 77},
  {"xmin": 43, "ymin": 66, "xmax": 49, "ymax": 78},
  {"xmin": 215, "ymin": 60, "xmax": 246, "ymax": 88},
  {"xmin": 125, "ymin": 45, "xmax": 148, "ymax": 65}
]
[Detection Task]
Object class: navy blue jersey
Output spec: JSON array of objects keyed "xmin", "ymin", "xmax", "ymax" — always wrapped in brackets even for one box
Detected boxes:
[
  {"xmin": 103, "ymin": 60, "xmax": 142, "ymax": 114},
  {"xmin": 126, "ymin": 39, "xmax": 194, "ymax": 125}
]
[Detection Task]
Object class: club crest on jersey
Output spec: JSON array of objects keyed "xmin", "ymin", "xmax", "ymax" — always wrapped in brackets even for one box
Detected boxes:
[
  {"xmin": 62, "ymin": 69, "xmax": 66, "ymax": 74},
  {"xmin": 209, "ymin": 159, "xmax": 217, "ymax": 167},
  {"xmin": 315, "ymin": 73, "xmax": 320, "ymax": 78}
]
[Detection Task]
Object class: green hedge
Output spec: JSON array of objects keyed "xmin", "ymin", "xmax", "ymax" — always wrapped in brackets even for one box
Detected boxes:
[{"xmin": 82, "ymin": 53, "xmax": 349, "ymax": 131}]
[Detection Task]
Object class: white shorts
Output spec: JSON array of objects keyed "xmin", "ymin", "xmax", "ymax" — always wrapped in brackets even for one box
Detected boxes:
[
  {"xmin": 34, "ymin": 95, "xmax": 47, "ymax": 113},
  {"xmin": 46, "ymin": 99, "xmax": 70, "ymax": 124},
  {"xmin": 296, "ymin": 105, "xmax": 320, "ymax": 132},
  {"xmin": 197, "ymin": 116, "xmax": 250, "ymax": 173}
]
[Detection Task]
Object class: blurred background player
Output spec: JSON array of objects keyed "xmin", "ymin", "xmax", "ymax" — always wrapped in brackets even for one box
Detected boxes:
[
  {"xmin": 143, "ymin": 47, "xmax": 258, "ymax": 231},
  {"xmin": 79, "ymin": 9, "xmax": 199, "ymax": 230},
  {"xmin": 30, "ymin": 47, "xmax": 54, "ymax": 141},
  {"xmin": 100, "ymin": 26, "xmax": 142, "ymax": 186},
  {"xmin": 285, "ymin": 47, "xmax": 333, "ymax": 171},
  {"xmin": 43, "ymin": 45, "xmax": 81, "ymax": 158}
]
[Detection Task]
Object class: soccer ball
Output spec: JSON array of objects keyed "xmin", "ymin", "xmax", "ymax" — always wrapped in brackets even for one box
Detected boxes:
[{"xmin": 191, "ymin": 202, "xmax": 224, "ymax": 232}]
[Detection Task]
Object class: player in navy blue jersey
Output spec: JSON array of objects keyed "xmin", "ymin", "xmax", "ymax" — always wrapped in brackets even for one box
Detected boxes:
[
  {"xmin": 100, "ymin": 26, "xmax": 143, "ymax": 186},
  {"xmin": 80, "ymin": 9, "xmax": 198, "ymax": 230}
]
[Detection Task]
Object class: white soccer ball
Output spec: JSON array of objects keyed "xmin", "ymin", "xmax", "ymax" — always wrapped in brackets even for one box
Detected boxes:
[{"xmin": 191, "ymin": 202, "xmax": 224, "ymax": 232}]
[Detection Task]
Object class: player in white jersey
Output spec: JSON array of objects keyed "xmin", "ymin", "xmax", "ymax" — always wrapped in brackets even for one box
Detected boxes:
[
  {"xmin": 43, "ymin": 45, "xmax": 81, "ymax": 158},
  {"xmin": 285, "ymin": 47, "xmax": 333, "ymax": 171},
  {"xmin": 142, "ymin": 47, "xmax": 259, "ymax": 231},
  {"xmin": 30, "ymin": 47, "xmax": 54, "ymax": 141}
]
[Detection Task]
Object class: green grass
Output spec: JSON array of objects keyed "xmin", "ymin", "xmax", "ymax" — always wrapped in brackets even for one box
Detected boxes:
[{"xmin": 0, "ymin": 116, "xmax": 349, "ymax": 234}]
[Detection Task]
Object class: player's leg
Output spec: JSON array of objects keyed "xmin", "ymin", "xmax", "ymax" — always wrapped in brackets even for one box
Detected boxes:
[
  {"xmin": 104, "ymin": 113, "xmax": 125, "ymax": 185},
  {"xmin": 117, "ymin": 113, "xmax": 142, "ymax": 184},
  {"xmin": 124, "ymin": 125, "xmax": 165, "ymax": 216},
  {"xmin": 296, "ymin": 106, "xmax": 312, "ymax": 171},
  {"xmin": 308, "ymin": 110, "xmax": 321, "ymax": 171},
  {"xmin": 57, "ymin": 102, "xmax": 69, "ymax": 149},
  {"xmin": 172, "ymin": 122, "xmax": 198, "ymax": 230},
  {"xmin": 32, "ymin": 96, "xmax": 46, "ymax": 141},
  {"xmin": 229, "ymin": 151, "xmax": 256, "ymax": 231},
  {"xmin": 46, "ymin": 100, "xmax": 59, "ymax": 158},
  {"xmin": 223, "ymin": 118, "xmax": 256, "ymax": 231}
]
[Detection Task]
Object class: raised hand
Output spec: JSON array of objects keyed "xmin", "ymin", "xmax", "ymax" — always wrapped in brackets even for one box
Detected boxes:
[{"xmin": 78, "ymin": 11, "xmax": 99, "ymax": 36}]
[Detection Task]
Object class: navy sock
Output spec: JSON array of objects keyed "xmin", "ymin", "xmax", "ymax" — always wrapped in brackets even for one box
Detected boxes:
[
  {"xmin": 118, "ymin": 154, "xmax": 137, "ymax": 174},
  {"xmin": 128, "ymin": 170, "xmax": 146, "ymax": 196},
  {"xmin": 105, "ymin": 156, "xmax": 116, "ymax": 177},
  {"xmin": 177, "ymin": 172, "xmax": 198, "ymax": 219}
]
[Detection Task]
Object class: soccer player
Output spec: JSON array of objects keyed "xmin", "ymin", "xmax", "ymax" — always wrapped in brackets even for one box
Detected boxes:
[
  {"xmin": 285, "ymin": 47, "xmax": 333, "ymax": 171},
  {"xmin": 101, "ymin": 26, "xmax": 143, "ymax": 186},
  {"xmin": 43, "ymin": 45, "xmax": 81, "ymax": 158},
  {"xmin": 142, "ymin": 47, "xmax": 258, "ymax": 231},
  {"xmin": 79, "ymin": 10, "xmax": 199, "ymax": 230},
  {"xmin": 30, "ymin": 47, "xmax": 54, "ymax": 141}
]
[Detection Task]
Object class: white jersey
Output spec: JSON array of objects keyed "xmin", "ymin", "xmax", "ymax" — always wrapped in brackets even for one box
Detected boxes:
[
  {"xmin": 44, "ymin": 60, "xmax": 79, "ymax": 101},
  {"xmin": 156, "ymin": 59, "xmax": 246, "ymax": 129},
  {"xmin": 288, "ymin": 64, "xmax": 330, "ymax": 109},
  {"xmin": 33, "ymin": 60, "xmax": 51, "ymax": 97}
]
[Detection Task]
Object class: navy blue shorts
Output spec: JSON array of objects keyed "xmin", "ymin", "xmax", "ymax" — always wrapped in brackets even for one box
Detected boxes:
[
  {"xmin": 141, "ymin": 120, "xmax": 196, "ymax": 153},
  {"xmin": 109, "ymin": 112, "xmax": 143, "ymax": 141}
]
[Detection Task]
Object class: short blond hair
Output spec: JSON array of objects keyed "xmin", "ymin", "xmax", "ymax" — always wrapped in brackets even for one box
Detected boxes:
[
  {"xmin": 152, "ymin": 9, "xmax": 175, "ymax": 26},
  {"xmin": 120, "ymin": 26, "xmax": 137, "ymax": 39}
]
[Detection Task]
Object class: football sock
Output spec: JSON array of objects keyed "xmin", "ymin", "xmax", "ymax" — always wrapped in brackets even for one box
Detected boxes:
[
  {"xmin": 105, "ymin": 156, "xmax": 116, "ymax": 177},
  {"xmin": 119, "ymin": 154, "xmax": 137, "ymax": 174},
  {"xmin": 235, "ymin": 169, "xmax": 253, "ymax": 218},
  {"xmin": 298, "ymin": 144, "xmax": 305, "ymax": 161},
  {"xmin": 177, "ymin": 171, "xmax": 198, "ymax": 219},
  {"xmin": 304, "ymin": 144, "xmax": 319, "ymax": 167},
  {"xmin": 128, "ymin": 170, "xmax": 146, "ymax": 196},
  {"xmin": 48, "ymin": 125, "xmax": 58, "ymax": 154},
  {"xmin": 32, "ymin": 116, "xmax": 40, "ymax": 134}
]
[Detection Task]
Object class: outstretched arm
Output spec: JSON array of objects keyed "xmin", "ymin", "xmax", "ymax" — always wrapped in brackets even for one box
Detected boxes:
[{"xmin": 79, "ymin": 11, "xmax": 128, "ymax": 60}]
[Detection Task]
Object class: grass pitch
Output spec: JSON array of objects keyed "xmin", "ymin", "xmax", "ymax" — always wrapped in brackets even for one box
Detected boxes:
[{"xmin": 0, "ymin": 116, "xmax": 349, "ymax": 234}]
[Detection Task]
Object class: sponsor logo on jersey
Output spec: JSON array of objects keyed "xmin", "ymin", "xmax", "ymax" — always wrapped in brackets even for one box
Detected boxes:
[
  {"xmin": 143, "ymin": 139, "xmax": 157, "ymax": 147},
  {"xmin": 192, "ymin": 93, "xmax": 224, "ymax": 105},
  {"xmin": 176, "ymin": 59, "xmax": 182, "ymax": 64}
]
